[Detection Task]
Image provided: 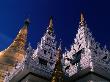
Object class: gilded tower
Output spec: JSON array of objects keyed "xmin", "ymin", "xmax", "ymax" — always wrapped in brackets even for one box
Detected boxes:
[
  {"xmin": 0, "ymin": 19, "xmax": 29, "ymax": 82},
  {"xmin": 51, "ymin": 45, "xmax": 64, "ymax": 82}
]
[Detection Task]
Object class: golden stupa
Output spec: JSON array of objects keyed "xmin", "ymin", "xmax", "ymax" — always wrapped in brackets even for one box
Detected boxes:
[{"xmin": 0, "ymin": 19, "xmax": 29, "ymax": 82}]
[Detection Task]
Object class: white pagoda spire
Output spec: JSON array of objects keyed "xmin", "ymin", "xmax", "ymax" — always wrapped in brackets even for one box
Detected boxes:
[
  {"xmin": 63, "ymin": 13, "xmax": 110, "ymax": 77},
  {"xmin": 73, "ymin": 13, "xmax": 95, "ymax": 51},
  {"xmin": 63, "ymin": 14, "xmax": 94, "ymax": 73},
  {"xmin": 32, "ymin": 17, "xmax": 57, "ymax": 70}
]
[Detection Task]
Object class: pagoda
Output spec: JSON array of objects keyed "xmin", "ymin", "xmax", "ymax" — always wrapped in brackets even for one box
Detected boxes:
[
  {"xmin": 2, "ymin": 14, "xmax": 110, "ymax": 82},
  {"xmin": 4, "ymin": 17, "xmax": 57, "ymax": 82},
  {"xmin": 0, "ymin": 19, "xmax": 29, "ymax": 82}
]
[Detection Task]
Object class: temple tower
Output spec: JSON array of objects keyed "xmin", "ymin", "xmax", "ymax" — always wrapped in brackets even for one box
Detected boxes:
[
  {"xmin": 0, "ymin": 19, "xmax": 29, "ymax": 82},
  {"xmin": 4, "ymin": 17, "xmax": 57, "ymax": 82},
  {"xmin": 63, "ymin": 13, "xmax": 110, "ymax": 82},
  {"xmin": 32, "ymin": 17, "xmax": 57, "ymax": 70},
  {"xmin": 2, "ymin": 14, "xmax": 110, "ymax": 82}
]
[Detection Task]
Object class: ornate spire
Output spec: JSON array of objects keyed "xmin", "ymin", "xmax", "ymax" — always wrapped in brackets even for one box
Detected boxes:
[
  {"xmin": 80, "ymin": 13, "xmax": 85, "ymax": 26},
  {"xmin": 32, "ymin": 17, "xmax": 57, "ymax": 77},
  {"xmin": 51, "ymin": 47, "xmax": 63, "ymax": 82},
  {"xmin": 0, "ymin": 19, "xmax": 29, "ymax": 82},
  {"xmin": 0, "ymin": 19, "xmax": 29, "ymax": 65},
  {"xmin": 58, "ymin": 39, "xmax": 62, "ymax": 50},
  {"xmin": 63, "ymin": 13, "xmax": 96, "ymax": 76},
  {"xmin": 48, "ymin": 16, "xmax": 53, "ymax": 33},
  {"xmin": 25, "ymin": 43, "xmax": 33, "ymax": 65}
]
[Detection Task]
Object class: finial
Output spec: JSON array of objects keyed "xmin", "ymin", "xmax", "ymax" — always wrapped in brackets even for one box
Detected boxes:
[
  {"xmin": 104, "ymin": 45, "xmax": 107, "ymax": 49},
  {"xmin": 28, "ymin": 42, "xmax": 32, "ymax": 48},
  {"xmin": 49, "ymin": 16, "xmax": 53, "ymax": 27},
  {"xmin": 58, "ymin": 39, "xmax": 62, "ymax": 50},
  {"xmin": 24, "ymin": 18, "xmax": 30, "ymax": 26},
  {"xmin": 48, "ymin": 16, "xmax": 53, "ymax": 32},
  {"xmin": 80, "ymin": 13, "xmax": 85, "ymax": 26},
  {"xmin": 65, "ymin": 47, "xmax": 67, "ymax": 51}
]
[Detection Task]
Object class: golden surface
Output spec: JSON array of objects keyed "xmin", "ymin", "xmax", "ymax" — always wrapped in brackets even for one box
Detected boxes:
[
  {"xmin": 0, "ymin": 20, "xmax": 29, "ymax": 82},
  {"xmin": 51, "ymin": 48, "xmax": 64, "ymax": 82},
  {"xmin": 48, "ymin": 16, "xmax": 53, "ymax": 32},
  {"xmin": 80, "ymin": 13, "xmax": 85, "ymax": 26}
]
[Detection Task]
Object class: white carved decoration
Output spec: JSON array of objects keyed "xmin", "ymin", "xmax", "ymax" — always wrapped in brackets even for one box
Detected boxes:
[
  {"xmin": 4, "ymin": 17, "xmax": 110, "ymax": 81},
  {"xmin": 4, "ymin": 25, "xmax": 57, "ymax": 82},
  {"xmin": 63, "ymin": 19, "xmax": 110, "ymax": 77}
]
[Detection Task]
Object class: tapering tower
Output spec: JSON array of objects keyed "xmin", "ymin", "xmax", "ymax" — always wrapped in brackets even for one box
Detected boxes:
[
  {"xmin": 0, "ymin": 19, "xmax": 29, "ymax": 82},
  {"xmin": 4, "ymin": 17, "xmax": 57, "ymax": 82},
  {"xmin": 51, "ymin": 44, "xmax": 64, "ymax": 82},
  {"xmin": 63, "ymin": 13, "xmax": 110, "ymax": 82},
  {"xmin": 0, "ymin": 19, "xmax": 29, "ymax": 64},
  {"xmin": 32, "ymin": 17, "xmax": 57, "ymax": 70}
]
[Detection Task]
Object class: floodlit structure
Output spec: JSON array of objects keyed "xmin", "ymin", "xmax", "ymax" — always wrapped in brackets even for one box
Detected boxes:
[{"xmin": 0, "ymin": 14, "xmax": 110, "ymax": 82}]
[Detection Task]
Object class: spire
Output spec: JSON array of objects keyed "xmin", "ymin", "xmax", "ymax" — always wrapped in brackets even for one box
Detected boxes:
[
  {"xmin": 80, "ymin": 13, "xmax": 85, "ymax": 26},
  {"xmin": 0, "ymin": 19, "xmax": 29, "ymax": 81},
  {"xmin": 48, "ymin": 16, "xmax": 53, "ymax": 32},
  {"xmin": 32, "ymin": 16, "xmax": 57, "ymax": 75},
  {"xmin": 58, "ymin": 39, "xmax": 62, "ymax": 50},
  {"xmin": 51, "ymin": 47, "xmax": 63, "ymax": 82},
  {"xmin": 26, "ymin": 42, "xmax": 33, "ymax": 54},
  {"xmin": 49, "ymin": 16, "xmax": 53, "ymax": 27},
  {"xmin": 0, "ymin": 19, "xmax": 29, "ymax": 65},
  {"xmin": 25, "ymin": 43, "xmax": 33, "ymax": 64}
]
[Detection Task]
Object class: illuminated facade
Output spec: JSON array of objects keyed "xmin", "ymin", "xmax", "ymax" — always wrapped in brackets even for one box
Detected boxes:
[
  {"xmin": 63, "ymin": 14, "xmax": 110, "ymax": 82},
  {"xmin": 0, "ymin": 14, "xmax": 110, "ymax": 82}
]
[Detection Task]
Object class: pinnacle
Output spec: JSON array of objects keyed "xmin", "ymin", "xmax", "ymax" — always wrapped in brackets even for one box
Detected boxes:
[
  {"xmin": 81, "ymin": 13, "xmax": 84, "ymax": 22},
  {"xmin": 80, "ymin": 13, "xmax": 85, "ymax": 26},
  {"xmin": 24, "ymin": 18, "xmax": 30, "ymax": 26},
  {"xmin": 49, "ymin": 16, "xmax": 53, "ymax": 28}
]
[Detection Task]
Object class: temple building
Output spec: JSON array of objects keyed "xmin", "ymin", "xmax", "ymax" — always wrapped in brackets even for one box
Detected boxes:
[{"xmin": 0, "ymin": 14, "xmax": 110, "ymax": 82}]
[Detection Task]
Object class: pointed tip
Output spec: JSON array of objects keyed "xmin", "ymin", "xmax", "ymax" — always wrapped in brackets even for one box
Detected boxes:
[
  {"xmin": 65, "ymin": 47, "xmax": 67, "ymax": 51},
  {"xmin": 49, "ymin": 16, "xmax": 53, "ymax": 28},
  {"xmin": 58, "ymin": 39, "xmax": 62, "ymax": 50},
  {"xmin": 81, "ymin": 13, "xmax": 84, "ymax": 21},
  {"xmin": 47, "ymin": 16, "xmax": 53, "ymax": 33},
  {"xmin": 28, "ymin": 42, "xmax": 31, "ymax": 46},
  {"xmin": 27, "ymin": 42, "xmax": 32, "ymax": 50},
  {"xmin": 49, "ymin": 16, "xmax": 53, "ymax": 21},
  {"xmin": 24, "ymin": 18, "xmax": 30, "ymax": 26},
  {"xmin": 80, "ymin": 13, "xmax": 85, "ymax": 26},
  {"xmin": 104, "ymin": 44, "xmax": 107, "ymax": 49}
]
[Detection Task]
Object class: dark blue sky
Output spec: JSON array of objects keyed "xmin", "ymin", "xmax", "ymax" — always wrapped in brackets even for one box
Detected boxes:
[{"xmin": 0, "ymin": 0, "xmax": 110, "ymax": 51}]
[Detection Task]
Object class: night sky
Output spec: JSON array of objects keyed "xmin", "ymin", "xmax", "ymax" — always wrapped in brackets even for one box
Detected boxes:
[{"xmin": 0, "ymin": 0, "xmax": 110, "ymax": 51}]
